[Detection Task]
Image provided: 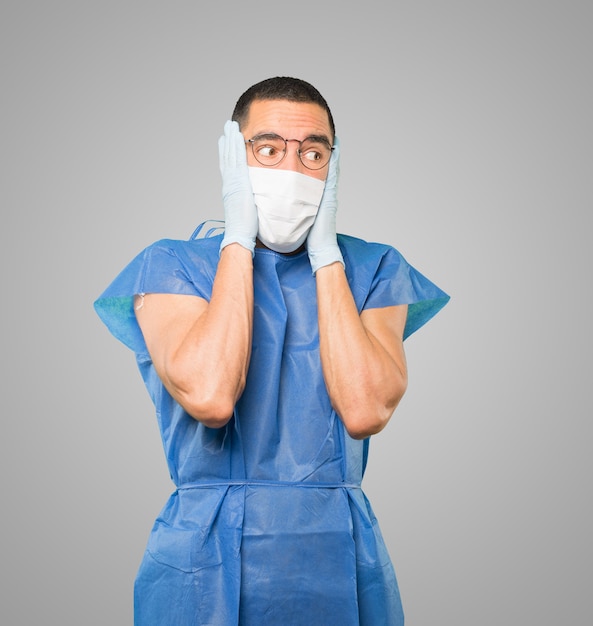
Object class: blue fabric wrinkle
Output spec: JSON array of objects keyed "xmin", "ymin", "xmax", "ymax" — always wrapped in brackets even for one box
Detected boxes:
[{"xmin": 94, "ymin": 228, "xmax": 449, "ymax": 625}]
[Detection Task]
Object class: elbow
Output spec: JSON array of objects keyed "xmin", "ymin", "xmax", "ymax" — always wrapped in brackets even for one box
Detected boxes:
[
  {"xmin": 343, "ymin": 410, "xmax": 392, "ymax": 440},
  {"xmin": 165, "ymin": 365, "xmax": 244, "ymax": 429},
  {"xmin": 182, "ymin": 394, "xmax": 236, "ymax": 429},
  {"xmin": 171, "ymin": 375, "xmax": 240, "ymax": 428},
  {"xmin": 341, "ymin": 380, "xmax": 408, "ymax": 440}
]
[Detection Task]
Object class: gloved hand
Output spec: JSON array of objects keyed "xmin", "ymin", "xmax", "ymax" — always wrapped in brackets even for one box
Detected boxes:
[
  {"xmin": 306, "ymin": 136, "xmax": 345, "ymax": 274},
  {"xmin": 218, "ymin": 120, "xmax": 258, "ymax": 255}
]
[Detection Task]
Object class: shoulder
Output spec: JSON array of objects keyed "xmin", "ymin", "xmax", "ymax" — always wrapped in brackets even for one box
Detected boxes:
[
  {"xmin": 338, "ymin": 233, "xmax": 395, "ymax": 255},
  {"xmin": 146, "ymin": 234, "xmax": 222, "ymax": 258},
  {"xmin": 337, "ymin": 233, "xmax": 406, "ymax": 278},
  {"xmin": 338, "ymin": 233, "xmax": 404, "ymax": 261},
  {"xmin": 337, "ymin": 233, "xmax": 450, "ymax": 339},
  {"xmin": 138, "ymin": 235, "xmax": 221, "ymax": 275},
  {"xmin": 99, "ymin": 234, "xmax": 223, "ymax": 301}
]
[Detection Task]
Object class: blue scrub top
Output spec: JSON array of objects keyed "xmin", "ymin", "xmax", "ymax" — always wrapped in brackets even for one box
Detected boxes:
[{"xmin": 95, "ymin": 232, "xmax": 449, "ymax": 626}]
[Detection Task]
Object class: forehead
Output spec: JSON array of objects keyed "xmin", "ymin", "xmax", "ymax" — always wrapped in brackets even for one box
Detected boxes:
[{"xmin": 242, "ymin": 99, "xmax": 332, "ymax": 139}]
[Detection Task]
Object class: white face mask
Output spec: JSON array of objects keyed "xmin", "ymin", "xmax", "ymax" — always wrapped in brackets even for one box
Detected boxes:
[{"xmin": 248, "ymin": 167, "xmax": 325, "ymax": 253}]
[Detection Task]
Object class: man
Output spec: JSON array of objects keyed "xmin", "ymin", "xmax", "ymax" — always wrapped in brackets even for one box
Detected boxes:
[{"xmin": 95, "ymin": 76, "xmax": 449, "ymax": 625}]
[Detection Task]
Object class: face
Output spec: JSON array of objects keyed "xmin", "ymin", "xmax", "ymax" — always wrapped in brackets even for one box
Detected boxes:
[{"xmin": 240, "ymin": 99, "xmax": 333, "ymax": 181}]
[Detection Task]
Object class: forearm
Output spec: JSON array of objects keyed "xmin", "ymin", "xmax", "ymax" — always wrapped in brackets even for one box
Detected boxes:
[
  {"xmin": 138, "ymin": 120, "xmax": 258, "ymax": 427},
  {"xmin": 160, "ymin": 243, "xmax": 254, "ymax": 425},
  {"xmin": 316, "ymin": 263, "xmax": 407, "ymax": 439}
]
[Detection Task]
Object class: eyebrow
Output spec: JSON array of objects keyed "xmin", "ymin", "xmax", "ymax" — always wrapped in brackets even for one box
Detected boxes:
[
  {"xmin": 251, "ymin": 132, "xmax": 332, "ymax": 145},
  {"xmin": 250, "ymin": 133, "xmax": 283, "ymax": 141},
  {"xmin": 305, "ymin": 134, "xmax": 332, "ymax": 146}
]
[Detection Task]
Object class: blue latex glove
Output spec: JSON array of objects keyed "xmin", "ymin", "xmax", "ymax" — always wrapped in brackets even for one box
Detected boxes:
[
  {"xmin": 306, "ymin": 137, "xmax": 345, "ymax": 274},
  {"xmin": 218, "ymin": 120, "xmax": 258, "ymax": 255}
]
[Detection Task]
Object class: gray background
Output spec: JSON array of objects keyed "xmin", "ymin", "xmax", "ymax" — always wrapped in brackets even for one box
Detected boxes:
[{"xmin": 2, "ymin": 1, "xmax": 591, "ymax": 624}]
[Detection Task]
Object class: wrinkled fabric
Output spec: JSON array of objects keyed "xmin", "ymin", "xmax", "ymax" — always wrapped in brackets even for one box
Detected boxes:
[{"xmin": 94, "ymin": 231, "xmax": 449, "ymax": 625}]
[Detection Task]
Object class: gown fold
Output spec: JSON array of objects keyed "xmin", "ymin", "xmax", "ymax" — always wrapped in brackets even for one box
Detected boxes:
[{"xmin": 94, "ymin": 231, "xmax": 449, "ymax": 625}]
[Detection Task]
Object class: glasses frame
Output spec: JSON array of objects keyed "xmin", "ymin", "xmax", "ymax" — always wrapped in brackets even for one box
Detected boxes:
[{"xmin": 245, "ymin": 134, "xmax": 334, "ymax": 170}]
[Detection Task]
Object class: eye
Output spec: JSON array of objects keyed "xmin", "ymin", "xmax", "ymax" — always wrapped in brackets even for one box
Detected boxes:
[
  {"xmin": 301, "ymin": 148, "xmax": 323, "ymax": 163},
  {"xmin": 251, "ymin": 136, "xmax": 286, "ymax": 165},
  {"xmin": 299, "ymin": 140, "xmax": 332, "ymax": 169},
  {"xmin": 257, "ymin": 144, "xmax": 280, "ymax": 158}
]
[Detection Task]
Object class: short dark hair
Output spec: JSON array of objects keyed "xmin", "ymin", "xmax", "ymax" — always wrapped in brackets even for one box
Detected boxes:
[{"xmin": 231, "ymin": 76, "xmax": 335, "ymax": 137}]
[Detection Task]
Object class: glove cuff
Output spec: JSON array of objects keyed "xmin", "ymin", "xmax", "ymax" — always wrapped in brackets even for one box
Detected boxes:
[
  {"xmin": 308, "ymin": 245, "xmax": 345, "ymax": 275},
  {"xmin": 220, "ymin": 234, "xmax": 256, "ymax": 257}
]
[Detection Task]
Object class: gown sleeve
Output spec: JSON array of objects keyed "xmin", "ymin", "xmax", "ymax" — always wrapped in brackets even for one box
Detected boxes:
[
  {"xmin": 339, "ymin": 234, "xmax": 450, "ymax": 340},
  {"xmin": 93, "ymin": 237, "xmax": 220, "ymax": 355}
]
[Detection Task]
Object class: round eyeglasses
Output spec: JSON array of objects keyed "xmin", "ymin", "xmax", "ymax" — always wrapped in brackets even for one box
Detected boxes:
[{"xmin": 246, "ymin": 134, "xmax": 333, "ymax": 170}]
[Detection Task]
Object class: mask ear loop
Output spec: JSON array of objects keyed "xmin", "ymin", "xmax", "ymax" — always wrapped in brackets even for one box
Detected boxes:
[{"xmin": 190, "ymin": 219, "xmax": 225, "ymax": 240}]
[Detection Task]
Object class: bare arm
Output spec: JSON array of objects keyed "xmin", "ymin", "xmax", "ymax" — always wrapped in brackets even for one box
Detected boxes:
[
  {"xmin": 316, "ymin": 262, "xmax": 408, "ymax": 439},
  {"xmin": 134, "ymin": 243, "xmax": 253, "ymax": 427}
]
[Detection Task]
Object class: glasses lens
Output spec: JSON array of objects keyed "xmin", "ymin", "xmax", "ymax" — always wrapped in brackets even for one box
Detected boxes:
[
  {"xmin": 298, "ymin": 139, "xmax": 332, "ymax": 170},
  {"xmin": 251, "ymin": 136, "xmax": 286, "ymax": 166}
]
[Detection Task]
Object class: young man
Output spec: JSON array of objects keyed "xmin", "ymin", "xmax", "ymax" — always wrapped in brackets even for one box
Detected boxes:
[{"xmin": 95, "ymin": 76, "xmax": 449, "ymax": 625}]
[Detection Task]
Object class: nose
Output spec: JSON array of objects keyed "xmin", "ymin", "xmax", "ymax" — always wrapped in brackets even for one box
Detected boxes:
[{"xmin": 278, "ymin": 139, "xmax": 306, "ymax": 173}]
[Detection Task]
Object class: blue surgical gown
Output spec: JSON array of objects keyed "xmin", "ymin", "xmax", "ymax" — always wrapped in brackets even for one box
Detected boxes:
[{"xmin": 94, "ymin": 232, "xmax": 449, "ymax": 625}]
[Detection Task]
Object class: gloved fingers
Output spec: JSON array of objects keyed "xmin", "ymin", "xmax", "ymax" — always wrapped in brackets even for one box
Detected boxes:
[
  {"xmin": 219, "ymin": 120, "xmax": 247, "ymax": 172},
  {"xmin": 218, "ymin": 134, "xmax": 225, "ymax": 173},
  {"xmin": 325, "ymin": 135, "xmax": 340, "ymax": 190},
  {"xmin": 217, "ymin": 119, "xmax": 258, "ymax": 254},
  {"xmin": 331, "ymin": 135, "xmax": 340, "ymax": 158},
  {"xmin": 301, "ymin": 137, "xmax": 343, "ymax": 273}
]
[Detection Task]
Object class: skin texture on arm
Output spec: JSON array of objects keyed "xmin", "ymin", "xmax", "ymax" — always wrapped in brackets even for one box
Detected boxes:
[
  {"xmin": 134, "ymin": 243, "xmax": 254, "ymax": 428},
  {"xmin": 316, "ymin": 262, "xmax": 408, "ymax": 440}
]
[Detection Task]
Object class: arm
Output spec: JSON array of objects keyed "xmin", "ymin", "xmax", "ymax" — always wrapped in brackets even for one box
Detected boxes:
[
  {"xmin": 135, "ymin": 243, "xmax": 253, "ymax": 428},
  {"xmin": 307, "ymin": 137, "xmax": 407, "ymax": 439},
  {"xmin": 316, "ymin": 263, "xmax": 408, "ymax": 439},
  {"xmin": 135, "ymin": 120, "xmax": 258, "ymax": 428}
]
